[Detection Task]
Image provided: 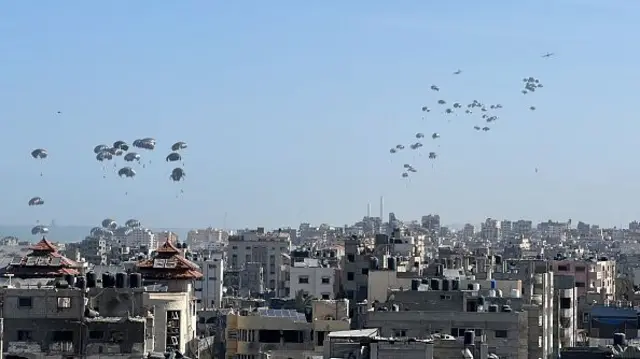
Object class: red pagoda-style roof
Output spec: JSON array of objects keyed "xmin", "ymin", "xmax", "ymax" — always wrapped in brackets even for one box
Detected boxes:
[
  {"xmin": 136, "ymin": 239, "xmax": 202, "ymax": 279},
  {"xmin": 0, "ymin": 237, "xmax": 81, "ymax": 278}
]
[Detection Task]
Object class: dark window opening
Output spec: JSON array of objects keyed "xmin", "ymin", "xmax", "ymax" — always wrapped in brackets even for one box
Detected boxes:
[
  {"xmin": 258, "ymin": 330, "xmax": 280, "ymax": 343},
  {"xmin": 495, "ymin": 330, "xmax": 507, "ymax": 338},
  {"xmin": 282, "ymin": 330, "xmax": 304, "ymax": 343},
  {"xmin": 347, "ymin": 272, "xmax": 354, "ymax": 281},
  {"xmin": 347, "ymin": 254, "xmax": 355, "ymax": 262},
  {"xmin": 361, "ymin": 268, "xmax": 369, "ymax": 275},
  {"xmin": 52, "ymin": 330, "xmax": 73, "ymax": 342},
  {"xmin": 88, "ymin": 331, "xmax": 104, "ymax": 340},
  {"xmin": 316, "ymin": 331, "xmax": 326, "ymax": 346},
  {"xmin": 18, "ymin": 297, "xmax": 32, "ymax": 308},
  {"xmin": 560, "ymin": 297, "xmax": 571, "ymax": 309},
  {"xmin": 17, "ymin": 330, "xmax": 32, "ymax": 341},
  {"xmin": 576, "ymin": 282, "xmax": 585, "ymax": 288}
]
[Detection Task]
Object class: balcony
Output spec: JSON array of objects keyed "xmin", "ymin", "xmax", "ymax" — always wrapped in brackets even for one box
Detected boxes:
[{"xmin": 49, "ymin": 341, "xmax": 74, "ymax": 353}]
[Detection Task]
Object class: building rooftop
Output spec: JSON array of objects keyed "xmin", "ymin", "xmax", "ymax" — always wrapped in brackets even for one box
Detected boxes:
[
  {"xmin": 136, "ymin": 239, "xmax": 202, "ymax": 279},
  {"xmin": 0, "ymin": 237, "xmax": 81, "ymax": 278}
]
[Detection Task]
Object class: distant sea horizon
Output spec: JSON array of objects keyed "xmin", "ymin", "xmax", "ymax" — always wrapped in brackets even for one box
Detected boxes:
[{"xmin": 0, "ymin": 225, "xmax": 190, "ymax": 243}]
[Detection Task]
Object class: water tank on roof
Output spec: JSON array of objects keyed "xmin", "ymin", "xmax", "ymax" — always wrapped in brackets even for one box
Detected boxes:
[
  {"xmin": 488, "ymin": 289, "xmax": 496, "ymax": 298},
  {"xmin": 613, "ymin": 333, "xmax": 626, "ymax": 346},
  {"xmin": 501, "ymin": 305, "xmax": 512, "ymax": 312},
  {"xmin": 442, "ymin": 279, "xmax": 450, "ymax": 291},
  {"xmin": 411, "ymin": 279, "xmax": 420, "ymax": 291},
  {"xmin": 452, "ymin": 279, "xmax": 460, "ymax": 290},
  {"xmin": 510, "ymin": 289, "xmax": 521, "ymax": 298},
  {"xmin": 436, "ymin": 264, "xmax": 444, "ymax": 276},
  {"xmin": 102, "ymin": 273, "xmax": 115, "ymax": 288},
  {"xmin": 115, "ymin": 272, "xmax": 127, "ymax": 288},
  {"xmin": 129, "ymin": 273, "xmax": 142, "ymax": 288},
  {"xmin": 430, "ymin": 278, "xmax": 440, "ymax": 290},
  {"xmin": 64, "ymin": 274, "xmax": 76, "ymax": 287},
  {"xmin": 86, "ymin": 272, "xmax": 97, "ymax": 288},
  {"xmin": 388, "ymin": 257, "xmax": 396, "ymax": 270},
  {"xmin": 421, "ymin": 278, "xmax": 429, "ymax": 285},
  {"xmin": 369, "ymin": 257, "xmax": 379, "ymax": 270},
  {"xmin": 488, "ymin": 304, "xmax": 499, "ymax": 312},
  {"xmin": 490, "ymin": 279, "xmax": 497, "ymax": 289},
  {"xmin": 76, "ymin": 276, "xmax": 86, "ymax": 290},
  {"xmin": 463, "ymin": 330, "xmax": 475, "ymax": 346},
  {"xmin": 473, "ymin": 283, "xmax": 481, "ymax": 291}
]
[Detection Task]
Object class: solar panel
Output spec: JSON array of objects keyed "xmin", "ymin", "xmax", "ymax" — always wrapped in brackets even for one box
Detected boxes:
[
  {"xmin": 153, "ymin": 259, "xmax": 166, "ymax": 268},
  {"xmin": 165, "ymin": 260, "xmax": 178, "ymax": 269},
  {"xmin": 35, "ymin": 257, "xmax": 49, "ymax": 266},
  {"xmin": 25, "ymin": 257, "xmax": 37, "ymax": 266},
  {"xmin": 49, "ymin": 257, "xmax": 62, "ymax": 266},
  {"xmin": 9, "ymin": 256, "xmax": 23, "ymax": 266}
]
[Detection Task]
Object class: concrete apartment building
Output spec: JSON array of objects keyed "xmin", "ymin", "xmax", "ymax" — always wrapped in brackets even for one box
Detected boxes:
[
  {"xmin": 225, "ymin": 300, "xmax": 350, "ymax": 359},
  {"xmin": 355, "ymin": 287, "xmax": 531, "ymax": 359},
  {"xmin": 194, "ymin": 251, "xmax": 225, "ymax": 309},
  {"xmin": 288, "ymin": 258, "xmax": 336, "ymax": 300},
  {"xmin": 325, "ymin": 328, "xmax": 502, "ymax": 359},
  {"xmin": 0, "ymin": 238, "xmax": 202, "ymax": 358},
  {"xmin": 227, "ymin": 228, "xmax": 291, "ymax": 296},
  {"xmin": 550, "ymin": 257, "xmax": 616, "ymax": 299}
]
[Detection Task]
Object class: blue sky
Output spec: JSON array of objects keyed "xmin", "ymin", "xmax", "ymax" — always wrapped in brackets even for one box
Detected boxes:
[{"xmin": 0, "ymin": 0, "xmax": 638, "ymax": 229}]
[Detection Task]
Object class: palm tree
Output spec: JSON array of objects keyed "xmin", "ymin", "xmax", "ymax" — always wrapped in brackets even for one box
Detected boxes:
[{"xmin": 294, "ymin": 289, "xmax": 314, "ymax": 312}]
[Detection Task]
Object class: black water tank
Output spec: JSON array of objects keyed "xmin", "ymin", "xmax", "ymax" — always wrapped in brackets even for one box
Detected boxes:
[
  {"xmin": 64, "ymin": 274, "xmax": 76, "ymax": 287},
  {"xmin": 388, "ymin": 257, "xmax": 396, "ymax": 270},
  {"xmin": 411, "ymin": 279, "xmax": 420, "ymax": 291},
  {"xmin": 478, "ymin": 296, "xmax": 485, "ymax": 306},
  {"xmin": 494, "ymin": 255, "xmax": 502, "ymax": 265},
  {"xmin": 442, "ymin": 279, "xmax": 450, "ymax": 291},
  {"xmin": 501, "ymin": 305, "xmax": 512, "ymax": 312},
  {"xmin": 102, "ymin": 273, "xmax": 115, "ymax": 288},
  {"xmin": 435, "ymin": 264, "xmax": 443, "ymax": 276},
  {"xmin": 87, "ymin": 272, "xmax": 97, "ymax": 288},
  {"xmin": 369, "ymin": 257, "xmax": 379, "ymax": 270},
  {"xmin": 76, "ymin": 276, "xmax": 87, "ymax": 290},
  {"xmin": 464, "ymin": 330, "xmax": 475, "ymax": 345},
  {"xmin": 467, "ymin": 283, "xmax": 474, "ymax": 290},
  {"xmin": 613, "ymin": 333, "xmax": 626, "ymax": 346},
  {"xmin": 115, "ymin": 272, "xmax": 127, "ymax": 288},
  {"xmin": 129, "ymin": 273, "xmax": 142, "ymax": 288},
  {"xmin": 421, "ymin": 278, "xmax": 429, "ymax": 285},
  {"xmin": 452, "ymin": 279, "xmax": 460, "ymax": 290},
  {"xmin": 488, "ymin": 304, "xmax": 499, "ymax": 312},
  {"xmin": 430, "ymin": 278, "xmax": 440, "ymax": 290}
]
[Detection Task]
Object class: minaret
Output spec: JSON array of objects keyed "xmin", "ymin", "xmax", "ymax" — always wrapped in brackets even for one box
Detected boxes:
[
  {"xmin": 367, "ymin": 203, "xmax": 371, "ymax": 218},
  {"xmin": 379, "ymin": 196, "xmax": 384, "ymax": 220}
]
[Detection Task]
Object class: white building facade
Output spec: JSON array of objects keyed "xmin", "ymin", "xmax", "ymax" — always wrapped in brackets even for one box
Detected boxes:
[{"xmin": 288, "ymin": 258, "xmax": 336, "ymax": 300}]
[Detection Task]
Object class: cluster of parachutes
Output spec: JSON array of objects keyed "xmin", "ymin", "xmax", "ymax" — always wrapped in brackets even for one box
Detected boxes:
[
  {"xmin": 93, "ymin": 138, "xmax": 187, "ymax": 186},
  {"xmin": 29, "ymin": 148, "xmax": 49, "ymax": 236},
  {"xmin": 390, "ymin": 57, "xmax": 550, "ymax": 180},
  {"xmin": 91, "ymin": 217, "xmax": 142, "ymax": 238}
]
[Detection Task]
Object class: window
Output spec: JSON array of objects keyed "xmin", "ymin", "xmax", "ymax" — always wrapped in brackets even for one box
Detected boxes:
[
  {"xmin": 321, "ymin": 293, "xmax": 330, "ymax": 300},
  {"xmin": 245, "ymin": 246, "xmax": 251, "ymax": 250},
  {"xmin": 208, "ymin": 264, "xmax": 217, "ymax": 269},
  {"xmin": 557, "ymin": 265, "xmax": 569, "ymax": 272},
  {"xmin": 347, "ymin": 254, "xmax": 355, "ymax": 262},
  {"xmin": 440, "ymin": 295, "xmax": 452, "ymax": 300},
  {"xmin": 52, "ymin": 330, "xmax": 74, "ymax": 342},
  {"xmin": 321, "ymin": 276, "xmax": 330, "ymax": 284},
  {"xmin": 88, "ymin": 330, "xmax": 104, "ymax": 340},
  {"xmin": 57, "ymin": 297, "xmax": 71, "ymax": 309},
  {"xmin": 232, "ymin": 246, "xmax": 238, "ymax": 250},
  {"xmin": 576, "ymin": 282, "xmax": 585, "ymax": 288},
  {"xmin": 17, "ymin": 330, "xmax": 33, "ymax": 341},
  {"xmin": 560, "ymin": 297, "xmax": 571, "ymax": 309},
  {"xmin": 393, "ymin": 329, "xmax": 407, "ymax": 337},
  {"xmin": 450, "ymin": 328, "xmax": 460, "ymax": 336},
  {"xmin": 361, "ymin": 268, "xmax": 369, "ymax": 275},
  {"xmin": 575, "ymin": 266, "xmax": 586, "ymax": 272},
  {"xmin": 347, "ymin": 272, "xmax": 354, "ymax": 281},
  {"xmin": 495, "ymin": 330, "xmax": 507, "ymax": 338},
  {"xmin": 18, "ymin": 297, "xmax": 32, "ymax": 308},
  {"xmin": 298, "ymin": 276, "xmax": 309, "ymax": 284}
]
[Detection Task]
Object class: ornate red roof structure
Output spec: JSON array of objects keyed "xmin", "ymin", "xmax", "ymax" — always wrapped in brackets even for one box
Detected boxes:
[
  {"xmin": 0, "ymin": 237, "xmax": 81, "ymax": 278},
  {"xmin": 136, "ymin": 239, "xmax": 202, "ymax": 279}
]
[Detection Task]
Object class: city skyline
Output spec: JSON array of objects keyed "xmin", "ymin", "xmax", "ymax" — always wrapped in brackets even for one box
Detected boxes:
[{"xmin": 1, "ymin": 1, "xmax": 639, "ymax": 229}]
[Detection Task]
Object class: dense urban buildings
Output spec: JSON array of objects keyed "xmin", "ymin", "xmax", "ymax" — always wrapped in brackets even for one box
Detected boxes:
[{"xmin": 0, "ymin": 213, "xmax": 639, "ymax": 359}]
